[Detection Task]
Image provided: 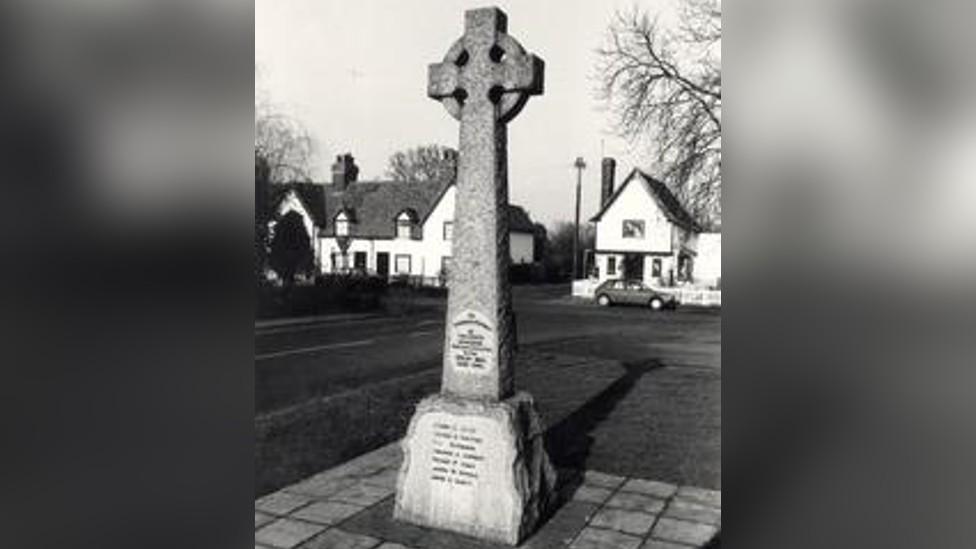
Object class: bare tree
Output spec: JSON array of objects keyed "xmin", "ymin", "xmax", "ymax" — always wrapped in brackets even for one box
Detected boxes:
[
  {"xmin": 255, "ymin": 109, "xmax": 316, "ymax": 184},
  {"xmin": 255, "ymin": 68, "xmax": 316, "ymax": 184},
  {"xmin": 387, "ymin": 145, "xmax": 458, "ymax": 183},
  {"xmin": 597, "ymin": 0, "xmax": 721, "ymax": 227}
]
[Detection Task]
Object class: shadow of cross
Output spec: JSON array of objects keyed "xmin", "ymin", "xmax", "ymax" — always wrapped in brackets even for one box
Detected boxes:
[{"xmin": 426, "ymin": 7, "xmax": 545, "ymax": 402}]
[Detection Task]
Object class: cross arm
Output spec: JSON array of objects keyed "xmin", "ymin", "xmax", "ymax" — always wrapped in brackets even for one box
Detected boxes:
[
  {"xmin": 428, "ymin": 61, "xmax": 460, "ymax": 99},
  {"xmin": 499, "ymin": 53, "xmax": 544, "ymax": 96}
]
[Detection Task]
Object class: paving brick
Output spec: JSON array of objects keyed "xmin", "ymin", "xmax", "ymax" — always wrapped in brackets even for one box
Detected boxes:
[
  {"xmin": 287, "ymin": 476, "xmax": 358, "ymax": 500},
  {"xmin": 588, "ymin": 508, "xmax": 656, "ymax": 536},
  {"xmin": 257, "ymin": 492, "xmax": 314, "ymax": 516},
  {"xmin": 569, "ymin": 527, "xmax": 643, "ymax": 549},
  {"xmin": 639, "ymin": 540, "xmax": 691, "ymax": 549},
  {"xmin": 663, "ymin": 499, "xmax": 721, "ymax": 526},
  {"xmin": 651, "ymin": 517, "xmax": 718, "ymax": 546},
  {"xmin": 254, "ymin": 519, "xmax": 326, "ymax": 548},
  {"xmin": 292, "ymin": 501, "xmax": 367, "ymax": 526},
  {"xmin": 619, "ymin": 479, "xmax": 678, "ymax": 499},
  {"xmin": 583, "ymin": 471, "xmax": 626, "ymax": 490},
  {"xmin": 257, "ymin": 511, "xmax": 278, "ymax": 529},
  {"xmin": 302, "ymin": 528, "xmax": 382, "ymax": 549},
  {"xmin": 571, "ymin": 485, "xmax": 614, "ymax": 505},
  {"xmin": 675, "ymin": 486, "xmax": 721, "ymax": 508},
  {"xmin": 360, "ymin": 468, "xmax": 400, "ymax": 490},
  {"xmin": 521, "ymin": 500, "xmax": 599, "ymax": 549},
  {"xmin": 605, "ymin": 492, "xmax": 667, "ymax": 514},
  {"xmin": 338, "ymin": 499, "xmax": 428, "ymax": 548},
  {"xmin": 330, "ymin": 482, "xmax": 394, "ymax": 507}
]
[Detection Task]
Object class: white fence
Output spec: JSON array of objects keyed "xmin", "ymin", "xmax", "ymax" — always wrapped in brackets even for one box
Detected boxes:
[
  {"xmin": 571, "ymin": 278, "xmax": 721, "ymax": 307},
  {"xmin": 671, "ymin": 288, "xmax": 721, "ymax": 307},
  {"xmin": 571, "ymin": 279, "xmax": 599, "ymax": 298}
]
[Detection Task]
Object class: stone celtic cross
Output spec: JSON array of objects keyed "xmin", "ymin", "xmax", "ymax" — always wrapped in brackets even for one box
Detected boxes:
[
  {"xmin": 428, "ymin": 7, "xmax": 544, "ymax": 401},
  {"xmin": 396, "ymin": 10, "xmax": 553, "ymax": 543}
]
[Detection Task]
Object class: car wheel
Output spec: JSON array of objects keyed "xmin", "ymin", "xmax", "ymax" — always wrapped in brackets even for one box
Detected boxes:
[
  {"xmin": 649, "ymin": 297, "xmax": 664, "ymax": 310},
  {"xmin": 597, "ymin": 294, "xmax": 611, "ymax": 307}
]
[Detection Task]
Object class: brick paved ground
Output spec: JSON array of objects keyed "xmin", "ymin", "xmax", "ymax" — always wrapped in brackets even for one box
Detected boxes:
[{"xmin": 255, "ymin": 442, "xmax": 720, "ymax": 549}]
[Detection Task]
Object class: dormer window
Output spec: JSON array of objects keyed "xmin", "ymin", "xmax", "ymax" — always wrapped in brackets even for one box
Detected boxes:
[
  {"xmin": 396, "ymin": 210, "xmax": 417, "ymax": 239},
  {"xmin": 335, "ymin": 210, "xmax": 351, "ymax": 237}
]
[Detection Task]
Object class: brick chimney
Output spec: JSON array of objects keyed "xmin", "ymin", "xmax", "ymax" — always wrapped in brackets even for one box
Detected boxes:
[
  {"xmin": 600, "ymin": 157, "xmax": 616, "ymax": 209},
  {"xmin": 331, "ymin": 153, "xmax": 359, "ymax": 191}
]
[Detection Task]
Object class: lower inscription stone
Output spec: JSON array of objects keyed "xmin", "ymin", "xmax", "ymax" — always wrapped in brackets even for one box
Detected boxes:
[{"xmin": 394, "ymin": 392, "xmax": 555, "ymax": 545}]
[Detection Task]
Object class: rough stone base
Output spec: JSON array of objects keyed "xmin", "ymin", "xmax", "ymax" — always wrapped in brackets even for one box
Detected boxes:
[{"xmin": 393, "ymin": 392, "xmax": 556, "ymax": 545}]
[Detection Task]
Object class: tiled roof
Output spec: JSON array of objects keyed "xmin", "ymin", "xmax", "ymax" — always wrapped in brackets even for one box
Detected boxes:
[
  {"xmin": 590, "ymin": 169, "xmax": 700, "ymax": 231},
  {"xmin": 323, "ymin": 179, "xmax": 450, "ymax": 238},
  {"xmin": 507, "ymin": 204, "xmax": 536, "ymax": 233},
  {"xmin": 274, "ymin": 178, "xmax": 539, "ymax": 239}
]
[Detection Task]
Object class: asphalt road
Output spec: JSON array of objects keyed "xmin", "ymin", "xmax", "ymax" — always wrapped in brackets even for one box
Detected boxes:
[{"xmin": 255, "ymin": 285, "xmax": 720, "ymax": 414}]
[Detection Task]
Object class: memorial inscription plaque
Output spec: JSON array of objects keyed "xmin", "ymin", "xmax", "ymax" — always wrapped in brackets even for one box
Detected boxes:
[
  {"xmin": 448, "ymin": 310, "xmax": 495, "ymax": 375},
  {"xmin": 430, "ymin": 420, "xmax": 485, "ymax": 486},
  {"xmin": 396, "ymin": 396, "xmax": 540, "ymax": 544}
]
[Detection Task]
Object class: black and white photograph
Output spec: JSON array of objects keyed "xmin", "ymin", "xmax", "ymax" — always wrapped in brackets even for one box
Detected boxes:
[
  {"xmin": 9, "ymin": 0, "xmax": 976, "ymax": 547},
  {"xmin": 255, "ymin": 1, "xmax": 720, "ymax": 547}
]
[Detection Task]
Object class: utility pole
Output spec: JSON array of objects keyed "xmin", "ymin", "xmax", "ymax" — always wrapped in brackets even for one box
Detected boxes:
[{"xmin": 572, "ymin": 156, "xmax": 586, "ymax": 280}]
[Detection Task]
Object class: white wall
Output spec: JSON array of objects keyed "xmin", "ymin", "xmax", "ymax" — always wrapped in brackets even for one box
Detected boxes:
[
  {"xmin": 595, "ymin": 252, "xmax": 676, "ymax": 287},
  {"xmin": 696, "ymin": 232, "xmax": 722, "ymax": 285},
  {"xmin": 317, "ymin": 186, "xmax": 535, "ymax": 282},
  {"xmin": 420, "ymin": 185, "xmax": 457, "ymax": 277},
  {"xmin": 595, "ymin": 178, "xmax": 673, "ymax": 253}
]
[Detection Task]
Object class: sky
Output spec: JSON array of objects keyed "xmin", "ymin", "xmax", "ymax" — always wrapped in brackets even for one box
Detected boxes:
[{"xmin": 256, "ymin": 0, "xmax": 677, "ymax": 229}]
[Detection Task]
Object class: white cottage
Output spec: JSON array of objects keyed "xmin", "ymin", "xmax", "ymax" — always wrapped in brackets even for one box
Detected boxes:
[
  {"xmin": 271, "ymin": 154, "xmax": 538, "ymax": 286},
  {"xmin": 590, "ymin": 158, "xmax": 702, "ymax": 287}
]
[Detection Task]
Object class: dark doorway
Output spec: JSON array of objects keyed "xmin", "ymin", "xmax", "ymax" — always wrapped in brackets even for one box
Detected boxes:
[
  {"xmin": 376, "ymin": 252, "xmax": 389, "ymax": 277},
  {"xmin": 354, "ymin": 251, "xmax": 367, "ymax": 271},
  {"xmin": 622, "ymin": 253, "xmax": 644, "ymax": 281}
]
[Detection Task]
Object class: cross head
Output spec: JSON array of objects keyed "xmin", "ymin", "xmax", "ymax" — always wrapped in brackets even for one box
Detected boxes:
[{"xmin": 428, "ymin": 8, "xmax": 544, "ymax": 123}]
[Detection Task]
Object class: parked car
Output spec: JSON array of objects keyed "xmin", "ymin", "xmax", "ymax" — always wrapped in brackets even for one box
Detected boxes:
[{"xmin": 594, "ymin": 279, "xmax": 677, "ymax": 310}]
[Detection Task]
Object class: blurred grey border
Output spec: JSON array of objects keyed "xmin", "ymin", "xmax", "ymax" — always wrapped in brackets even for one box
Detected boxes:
[
  {"xmin": 0, "ymin": 1, "xmax": 253, "ymax": 548},
  {"xmin": 727, "ymin": 0, "xmax": 976, "ymax": 547}
]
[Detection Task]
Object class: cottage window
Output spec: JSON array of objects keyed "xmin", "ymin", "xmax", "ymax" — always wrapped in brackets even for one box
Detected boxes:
[
  {"xmin": 396, "ymin": 221, "xmax": 411, "ymax": 239},
  {"xmin": 652, "ymin": 258, "xmax": 662, "ymax": 278},
  {"xmin": 396, "ymin": 211, "xmax": 417, "ymax": 239},
  {"xmin": 395, "ymin": 254, "xmax": 412, "ymax": 275},
  {"xmin": 607, "ymin": 257, "xmax": 617, "ymax": 275},
  {"xmin": 335, "ymin": 211, "xmax": 350, "ymax": 237},
  {"xmin": 622, "ymin": 219, "xmax": 645, "ymax": 239},
  {"xmin": 354, "ymin": 252, "xmax": 367, "ymax": 271},
  {"xmin": 443, "ymin": 221, "xmax": 454, "ymax": 241}
]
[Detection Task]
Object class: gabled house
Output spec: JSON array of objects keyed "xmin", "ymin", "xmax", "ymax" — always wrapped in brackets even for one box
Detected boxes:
[
  {"xmin": 270, "ymin": 153, "xmax": 538, "ymax": 286},
  {"xmin": 589, "ymin": 158, "xmax": 701, "ymax": 287}
]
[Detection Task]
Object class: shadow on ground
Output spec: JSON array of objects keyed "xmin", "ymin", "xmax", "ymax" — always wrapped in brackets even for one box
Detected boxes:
[{"xmin": 545, "ymin": 359, "xmax": 662, "ymax": 484}]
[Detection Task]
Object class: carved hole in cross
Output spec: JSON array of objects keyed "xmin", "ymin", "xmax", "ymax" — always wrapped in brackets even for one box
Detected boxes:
[
  {"xmin": 453, "ymin": 88, "xmax": 468, "ymax": 106},
  {"xmin": 488, "ymin": 85, "xmax": 504, "ymax": 105},
  {"xmin": 488, "ymin": 45, "xmax": 505, "ymax": 63},
  {"xmin": 455, "ymin": 49, "xmax": 469, "ymax": 68}
]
